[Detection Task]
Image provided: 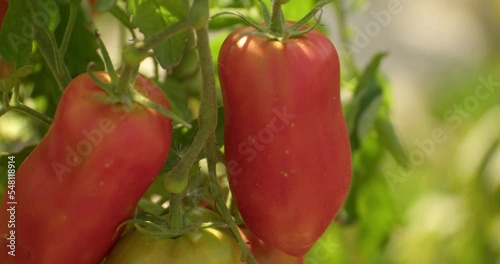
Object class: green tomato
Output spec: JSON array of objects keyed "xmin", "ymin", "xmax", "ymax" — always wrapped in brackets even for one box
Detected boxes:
[
  {"xmin": 104, "ymin": 228, "xmax": 242, "ymax": 264},
  {"xmin": 104, "ymin": 208, "xmax": 242, "ymax": 264}
]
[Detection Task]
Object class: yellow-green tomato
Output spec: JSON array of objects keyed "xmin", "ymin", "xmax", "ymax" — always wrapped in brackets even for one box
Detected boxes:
[{"xmin": 104, "ymin": 227, "xmax": 242, "ymax": 264}]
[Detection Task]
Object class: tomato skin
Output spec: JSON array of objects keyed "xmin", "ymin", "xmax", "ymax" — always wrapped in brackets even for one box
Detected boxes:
[
  {"xmin": 0, "ymin": 57, "xmax": 14, "ymax": 78},
  {"xmin": 239, "ymin": 227, "xmax": 303, "ymax": 264},
  {"xmin": 0, "ymin": 0, "xmax": 7, "ymax": 29},
  {"xmin": 105, "ymin": 228, "xmax": 242, "ymax": 264},
  {"xmin": 218, "ymin": 26, "xmax": 352, "ymax": 256},
  {"xmin": 0, "ymin": 72, "xmax": 172, "ymax": 263},
  {"xmin": 105, "ymin": 208, "xmax": 242, "ymax": 264}
]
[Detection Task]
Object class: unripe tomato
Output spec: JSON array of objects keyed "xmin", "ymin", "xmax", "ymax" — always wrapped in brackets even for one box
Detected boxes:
[{"xmin": 105, "ymin": 208, "xmax": 242, "ymax": 264}]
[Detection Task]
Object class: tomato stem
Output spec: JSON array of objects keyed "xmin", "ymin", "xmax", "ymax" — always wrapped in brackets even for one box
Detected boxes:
[
  {"xmin": 210, "ymin": 11, "xmax": 265, "ymax": 31},
  {"xmin": 131, "ymin": 90, "xmax": 192, "ymax": 127},
  {"xmin": 25, "ymin": 2, "xmax": 71, "ymax": 91},
  {"xmin": 59, "ymin": 2, "xmax": 79, "ymax": 58},
  {"xmin": 114, "ymin": 64, "xmax": 136, "ymax": 109},
  {"xmin": 258, "ymin": 0, "xmax": 271, "ymax": 25},
  {"xmin": 269, "ymin": 0, "xmax": 287, "ymax": 37},
  {"xmin": 164, "ymin": 24, "xmax": 218, "ymax": 195},
  {"xmin": 125, "ymin": 20, "xmax": 191, "ymax": 66},
  {"xmin": 169, "ymin": 193, "xmax": 184, "ymax": 230},
  {"xmin": 34, "ymin": 28, "xmax": 72, "ymax": 91},
  {"xmin": 9, "ymin": 104, "xmax": 53, "ymax": 126},
  {"xmin": 95, "ymin": 31, "xmax": 120, "ymax": 86},
  {"xmin": 205, "ymin": 135, "xmax": 258, "ymax": 264},
  {"xmin": 0, "ymin": 67, "xmax": 52, "ymax": 126}
]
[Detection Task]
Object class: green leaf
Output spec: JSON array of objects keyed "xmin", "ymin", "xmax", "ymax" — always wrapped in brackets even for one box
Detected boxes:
[
  {"xmin": 128, "ymin": 0, "xmax": 189, "ymax": 70},
  {"xmin": 0, "ymin": 0, "xmax": 34, "ymax": 66},
  {"xmin": 31, "ymin": 0, "xmax": 61, "ymax": 31},
  {"xmin": 95, "ymin": 0, "xmax": 117, "ymax": 13},
  {"xmin": 346, "ymin": 53, "xmax": 386, "ymax": 151},
  {"xmin": 375, "ymin": 116, "xmax": 409, "ymax": 167},
  {"xmin": 109, "ymin": 6, "xmax": 136, "ymax": 32},
  {"xmin": 137, "ymin": 198, "xmax": 165, "ymax": 216},
  {"xmin": 55, "ymin": 3, "xmax": 104, "ymax": 77},
  {"xmin": 355, "ymin": 175, "xmax": 398, "ymax": 261},
  {"xmin": 357, "ymin": 94, "xmax": 382, "ymax": 141}
]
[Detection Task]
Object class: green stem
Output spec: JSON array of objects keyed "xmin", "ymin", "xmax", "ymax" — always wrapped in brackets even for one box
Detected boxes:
[
  {"xmin": 1, "ymin": 74, "xmax": 52, "ymax": 125},
  {"xmin": 164, "ymin": 25, "xmax": 218, "ymax": 193},
  {"xmin": 114, "ymin": 64, "xmax": 136, "ymax": 108},
  {"xmin": 195, "ymin": 26, "xmax": 218, "ymax": 131},
  {"xmin": 10, "ymin": 104, "xmax": 53, "ymax": 126},
  {"xmin": 169, "ymin": 193, "xmax": 184, "ymax": 230},
  {"xmin": 269, "ymin": 0, "xmax": 286, "ymax": 35},
  {"xmin": 11, "ymin": 85, "xmax": 20, "ymax": 102},
  {"xmin": 22, "ymin": 0, "xmax": 72, "ymax": 91},
  {"xmin": 96, "ymin": 31, "xmax": 120, "ymax": 85},
  {"xmin": 35, "ymin": 29, "xmax": 72, "ymax": 91},
  {"xmin": 59, "ymin": 3, "xmax": 79, "ymax": 57},
  {"xmin": 126, "ymin": 20, "xmax": 191, "ymax": 66},
  {"xmin": 205, "ymin": 135, "xmax": 257, "ymax": 264}
]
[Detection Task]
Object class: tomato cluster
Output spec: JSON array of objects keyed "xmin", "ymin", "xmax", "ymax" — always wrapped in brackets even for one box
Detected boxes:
[{"xmin": 0, "ymin": 1, "xmax": 351, "ymax": 263}]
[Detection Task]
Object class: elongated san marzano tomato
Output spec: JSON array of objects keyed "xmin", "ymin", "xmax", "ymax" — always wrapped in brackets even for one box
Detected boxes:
[
  {"xmin": 0, "ymin": 72, "xmax": 172, "ymax": 263},
  {"xmin": 218, "ymin": 26, "xmax": 352, "ymax": 256}
]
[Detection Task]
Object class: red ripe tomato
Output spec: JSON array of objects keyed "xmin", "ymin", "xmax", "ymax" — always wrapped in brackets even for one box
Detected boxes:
[
  {"xmin": 0, "ymin": 0, "xmax": 7, "ymax": 29},
  {"xmin": 0, "ymin": 72, "xmax": 172, "ymax": 263},
  {"xmin": 218, "ymin": 25, "xmax": 352, "ymax": 256},
  {"xmin": 0, "ymin": 57, "xmax": 14, "ymax": 78}
]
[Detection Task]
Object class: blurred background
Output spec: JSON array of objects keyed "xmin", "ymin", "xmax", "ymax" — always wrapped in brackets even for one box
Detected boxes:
[
  {"xmin": 0, "ymin": 0, "xmax": 498, "ymax": 263},
  {"xmin": 306, "ymin": 0, "xmax": 500, "ymax": 263}
]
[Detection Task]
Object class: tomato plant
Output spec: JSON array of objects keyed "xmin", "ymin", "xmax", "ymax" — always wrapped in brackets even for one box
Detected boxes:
[
  {"xmin": 0, "ymin": 72, "xmax": 172, "ymax": 263},
  {"xmin": 0, "ymin": 0, "xmax": 413, "ymax": 263},
  {"xmin": 219, "ymin": 21, "xmax": 352, "ymax": 256}
]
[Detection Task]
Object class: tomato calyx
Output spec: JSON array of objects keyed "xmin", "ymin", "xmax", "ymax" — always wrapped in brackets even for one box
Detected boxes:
[
  {"xmin": 117, "ymin": 207, "xmax": 230, "ymax": 240},
  {"xmin": 211, "ymin": 0, "xmax": 333, "ymax": 41},
  {"xmin": 86, "ymin": 31, "xmax": 191, "ymax": 127}
]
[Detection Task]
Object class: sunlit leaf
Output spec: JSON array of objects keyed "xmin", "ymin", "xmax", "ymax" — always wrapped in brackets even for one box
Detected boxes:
[
  {"xmin": 128, "ymin": 0, "xmax": 189, "ymax": 69},
  {"xmin": 95, "ymin": 0, "xmax": 117, "ymax": 13},
  {"xmin": 345, "ymin": 53, "xmax": 386, "ymax": 151}
]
